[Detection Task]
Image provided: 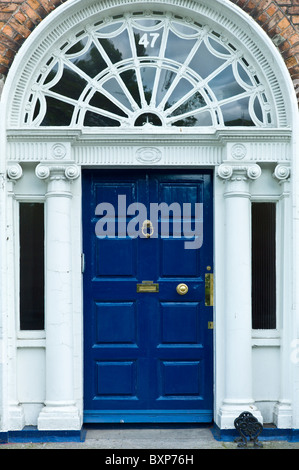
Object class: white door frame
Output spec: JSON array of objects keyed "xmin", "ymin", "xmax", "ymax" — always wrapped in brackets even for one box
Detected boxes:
[{"xmin": 0, "ymin": 0, "xmax": 298, "ymax": 431}]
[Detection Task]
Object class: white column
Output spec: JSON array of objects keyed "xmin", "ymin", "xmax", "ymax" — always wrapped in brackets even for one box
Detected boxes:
[
  {"xmin": 36, "ymin": 164, "xmax": 81, "ymax": 430},
  {"xmin": 6, "ymin": 164, "xmax": 25, "ymax": 429},
  {"xmin": 273, "ymin": 165, "xmax": 292, "ymax": 428},
  {"xmin": 217, "ymin": 164, "xmax": 263, "ymax": 428}
]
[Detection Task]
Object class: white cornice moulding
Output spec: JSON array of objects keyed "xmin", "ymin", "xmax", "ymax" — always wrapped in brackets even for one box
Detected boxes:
[{"xmin": 6, "ymin": 129, "xmax": 292, "ymax": 166}]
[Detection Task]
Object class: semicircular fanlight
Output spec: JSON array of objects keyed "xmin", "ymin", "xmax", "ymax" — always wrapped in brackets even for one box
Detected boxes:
[{"xmin": 24, "ymin": 12, "xmax": 273, "ymax": 129}]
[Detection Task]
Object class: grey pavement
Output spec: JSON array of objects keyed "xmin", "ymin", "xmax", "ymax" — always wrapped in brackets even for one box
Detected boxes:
[{"xmin": 1, "ymin": 425, "xmax": 299, "ymax": 449}]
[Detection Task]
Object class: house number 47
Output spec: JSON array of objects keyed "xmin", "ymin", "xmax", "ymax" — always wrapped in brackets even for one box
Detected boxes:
[{"xmin": 138, "ymin": 33, "xmax": 160, "ymax": 48}]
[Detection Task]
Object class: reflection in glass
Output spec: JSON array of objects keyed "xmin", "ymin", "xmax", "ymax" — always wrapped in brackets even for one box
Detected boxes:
[
  {"xmin": 171, "ymin": 22, "xmax": 198, "ymax": 36},
  {"xmin": 189, "ymin": 42, "xmax": 226, "ymax": 79},
  {"xmin": 41, "ymin": 96, "xmax": 74, "ymax": 126},
  {"xmin": 29, "ymin": 13, "xmax": 272, "ymax": 129},
  {"xmin": 172, "ymin": 110, "xmax": 212, "ymax": 127},
  {"xmin": 50, "ymin": 65, "xmax": 87, "ymax": 100},
  {"xmin": 209, "ymin": 65, "xmax": 246, "ymax": 100},
  {"xmin": 169, "ymin": 91, "xmax": 206, "ymax": 117},
  {"xmin": 102, "ymin": 78, "xmax": 133, "ymax": 111},
  {"xmin": 69, "ymin": 42, "xmax": 107, "ymax": 78},
  {"xmin": 208, "ymin": 37, "xmax": 230, "ymax": 56},
  {"xmin": 99, "ymin": 30, "xmax": 131, "ymax": 63},
  {"xmin": 253, "ymin": 96, "xmax": 263, "ymax": 122},
  {"xmin": 120, "ymin": 70, "xmax": 141, "ymax": 107},
  {"xmin": 221, "ymin": 97, "xmax": 254, "ymax": 126},
  {"xmin": 156, "ymin": 69, "xmax": 176, "ymax": 106},
  {"xmin": 164, "ymin": 79, "xmax": 195, "ymax": 110},
  {"xmin": 140, "ymin": 67, "xmax": 156, "ymax": 104},
  {"xmin": 66, "ymin": 38, "xmax": 88, "ymax": 55},
  {"xmin": 84, "ymin": 110, "xmax": 120, "ymax": 126},
  {"xmin": 89, "ymin": 91, "xmax": 128, "ymax": 117},
  {"xmin": 237, "ymin": 62, "xmax": 253, "ymax": 87},
  {"xmin": 97, "ymin": 21, "xmax": 123, "ymax": 34},
  {"xmin": 164, "ymin": 30, "xmax": 197, "ymax": 64},
  {"xmin": 44, "ymin": 62, "xmax": 59, "ymax": 85}
]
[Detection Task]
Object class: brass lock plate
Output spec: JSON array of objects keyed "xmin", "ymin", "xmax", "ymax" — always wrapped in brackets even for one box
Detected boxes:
[
  {"xmin": 205, "ymin": 273, "xmax": 214, "ymax": 306},
  {"xmin": 137, "ymin": 281, "xmax": 159, "ymax": 293}
]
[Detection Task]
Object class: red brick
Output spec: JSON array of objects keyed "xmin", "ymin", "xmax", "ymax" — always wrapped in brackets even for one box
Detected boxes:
[
  {"xmin": 27, "ymin": 0, "xmax": 41, "ymax": 10},
  {"xmin": 278, "ymin": 17, "xmax": 291, "ymax": 30}
]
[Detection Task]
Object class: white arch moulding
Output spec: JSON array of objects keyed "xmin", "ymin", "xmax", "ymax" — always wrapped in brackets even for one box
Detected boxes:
[{"xmin": 0, "ymin": 0, "xmax": 298, "ymax": 433}]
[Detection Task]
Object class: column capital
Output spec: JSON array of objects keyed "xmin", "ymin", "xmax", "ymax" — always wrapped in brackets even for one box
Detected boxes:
[
  {"xmin": 7, "ymin": 163, "xmax": 23, "ymax": 181},
  {"xmin": 217, "ymin": 163, "xmax": 262, "ymax": 182},
  {"xmin": 35, "ymin": 163, "xmax": 80, "ymax": 181},
  {"xmin": 272, "ymin": 164, "xmax": 291, "ymax": 184}
]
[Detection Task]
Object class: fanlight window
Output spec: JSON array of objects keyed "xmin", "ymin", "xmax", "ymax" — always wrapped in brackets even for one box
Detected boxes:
[{"xmin": 24, "ymin": 12, "xmax": 273, "ymax": 128}]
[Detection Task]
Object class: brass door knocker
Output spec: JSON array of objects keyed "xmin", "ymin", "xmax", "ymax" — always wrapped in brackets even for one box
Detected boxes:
[{"xmin": 141, "ymin": 220, "xmax": 154, "ymax": 238}]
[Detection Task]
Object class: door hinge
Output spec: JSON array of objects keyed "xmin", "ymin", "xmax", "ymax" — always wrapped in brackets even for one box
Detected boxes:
[
  {"xmin": 208, "ymin": 321, "xmax": 214, "ymax": 329},
  {"xmin": 81, "ymin": 253, "xmax": 85, "ymax": 273}
]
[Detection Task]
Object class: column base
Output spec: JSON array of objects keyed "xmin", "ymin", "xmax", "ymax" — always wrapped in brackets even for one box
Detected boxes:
[
  {"xmin": 8, "ymin": 403, "xmax": 25, "ymax": 430},
  {"xmin": 218, "ymin": 401, "xmax": 263, "ymax": 429},
  {"xmin": 273, "ymin": 401, "xmax": 292, "ymax": 429},
  {"xmin": 37, "ymin": 403, "xmax": 81, "ymax": 431}
]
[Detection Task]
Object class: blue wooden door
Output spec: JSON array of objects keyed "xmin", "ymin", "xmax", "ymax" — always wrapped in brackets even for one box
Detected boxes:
[{"xmin": 83, "ymin": 170, "xmax": 213, "ymax": 423}]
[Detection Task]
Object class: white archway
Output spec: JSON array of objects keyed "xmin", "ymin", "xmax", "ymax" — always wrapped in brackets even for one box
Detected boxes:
[{"xmin": 0, "ymin": 0, "xmax": 298, "ymax": 432}]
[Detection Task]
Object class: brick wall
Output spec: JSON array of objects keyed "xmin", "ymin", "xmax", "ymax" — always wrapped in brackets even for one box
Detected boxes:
[
  {"xmin": 0, "ymin": 0, "xmax": 298, "ymax": 103},
  {"xmin": 231, "ymin": 0, "xmax": 299, "ymax": 102}
]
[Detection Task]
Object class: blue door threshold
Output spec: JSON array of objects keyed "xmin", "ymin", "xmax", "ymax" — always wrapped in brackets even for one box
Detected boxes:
[{"xmin": 0, "ymin": 426, "xmax": 86, "ymax": 444}]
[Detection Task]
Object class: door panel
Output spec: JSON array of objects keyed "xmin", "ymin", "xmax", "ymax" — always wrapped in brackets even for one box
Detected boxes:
[{"xmin": 83, "ymin": 170, "xmax": 213, "ymax": 423}]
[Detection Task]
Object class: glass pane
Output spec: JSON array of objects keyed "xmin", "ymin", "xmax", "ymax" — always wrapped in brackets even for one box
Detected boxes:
[
  {"xmin": 102, "ymin": 78, "xmax": 133, "ymax": 111},
  {"xmin": 252, "ymin": 203, "xmax": 276, "ymax": 329},
  {"xmin": 237, "ymin": 62, "xmax": 253, "ymax": 86},
  {"xmin": 172, "ymin": 110, "xmax": 212, "ymax": 127},
  {"xmin": 253, "ymin": 96, "xmax": 263, "ymax": 122},
  {"xmin": 120, "ymin": 70, "xmax": 141, "ymax": 107},
  {"xmin": 171, "ymin": 22, "xmax": 199, "ymax": 36},
  {"xmin": 133, "ymin": 19, "xmax": 162, "ymax": 28},
  {"xmin": 164, "ymin": 30, "xmax": 197, "ymax": 63},
  {"xmin": 156, "ymin": 69, "xmax": 177, "ymax": 106},
  {"xmin": 44, "ymin": 62, "xmax": 60, "ymax": 85},
  {"xmin": 84, "ymin": 110, "xmax": 120, "ymax": 127},
  {"xmin": 99, "ymin": 30, "xmax": 132, "ymax": 63},
  {"xmin": 66, "ymin": 37, "xmax": 89, "ymax": 55},
  {"xmin": 169, "ymin": 91, "xmax": 206, "ymax": 117},
  {"xmin": 20, "ymin": 203, "xmax": 44, "ymax": 330},
  {"xmin": 189, "ymin": 41, "xmax": 226, "ymax": 79},
  {"xmin": 140, "ymin": 67, "xmax": 156, "ymax": 104},
  {"xmin": 97, "ymin": 21, "xmax": 123, "ymax": 34},
  {"xmin": 221, "ymin": 97, "xmax": 254, "ymax": 126},
  {"xmin": 134, "ymin": 27, "xmax": 163, "ymax": 57},
  {"xmin": 27, "ymin": 13, "xmax": 271, "ymax": 128},
  {"xmin": 208, "ymin": 37, "xmax": 230, "ymax": 56},
  {"xmin": 50, "ymin": 65, "xmax": 87, "ymax": 100},
  {"xmin": 89, "ymin": 91, "xmax": 128, "ymax": 117},
  {"xmin": 41, "ymin": 97, "xmax": 74, "ymax": 126},
  {"xmin": 209, "ymin": 65, "xmax": 246, "ymax": 100},
  {"xmin": 68, "ymin": 42, "xmax": 108, "ymax": 78},
  {"xmin": 164, "ymin": 78, "xmax": 194, "ymax": 110}
]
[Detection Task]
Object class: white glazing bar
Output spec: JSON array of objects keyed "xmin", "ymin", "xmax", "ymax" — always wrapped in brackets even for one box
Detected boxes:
[
  {"xmin": 150, "ymin": 19, "xmax": 170, "ymax": 108},
  {"xmin": 92, "ymin": 32, "xmax": 140, "ymax": 112}
]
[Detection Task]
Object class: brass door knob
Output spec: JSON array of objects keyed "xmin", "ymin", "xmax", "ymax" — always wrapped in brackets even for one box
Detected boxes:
[{"xmin": 176, "ymin": 283, "xmax": 189, "ymax": 295}]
